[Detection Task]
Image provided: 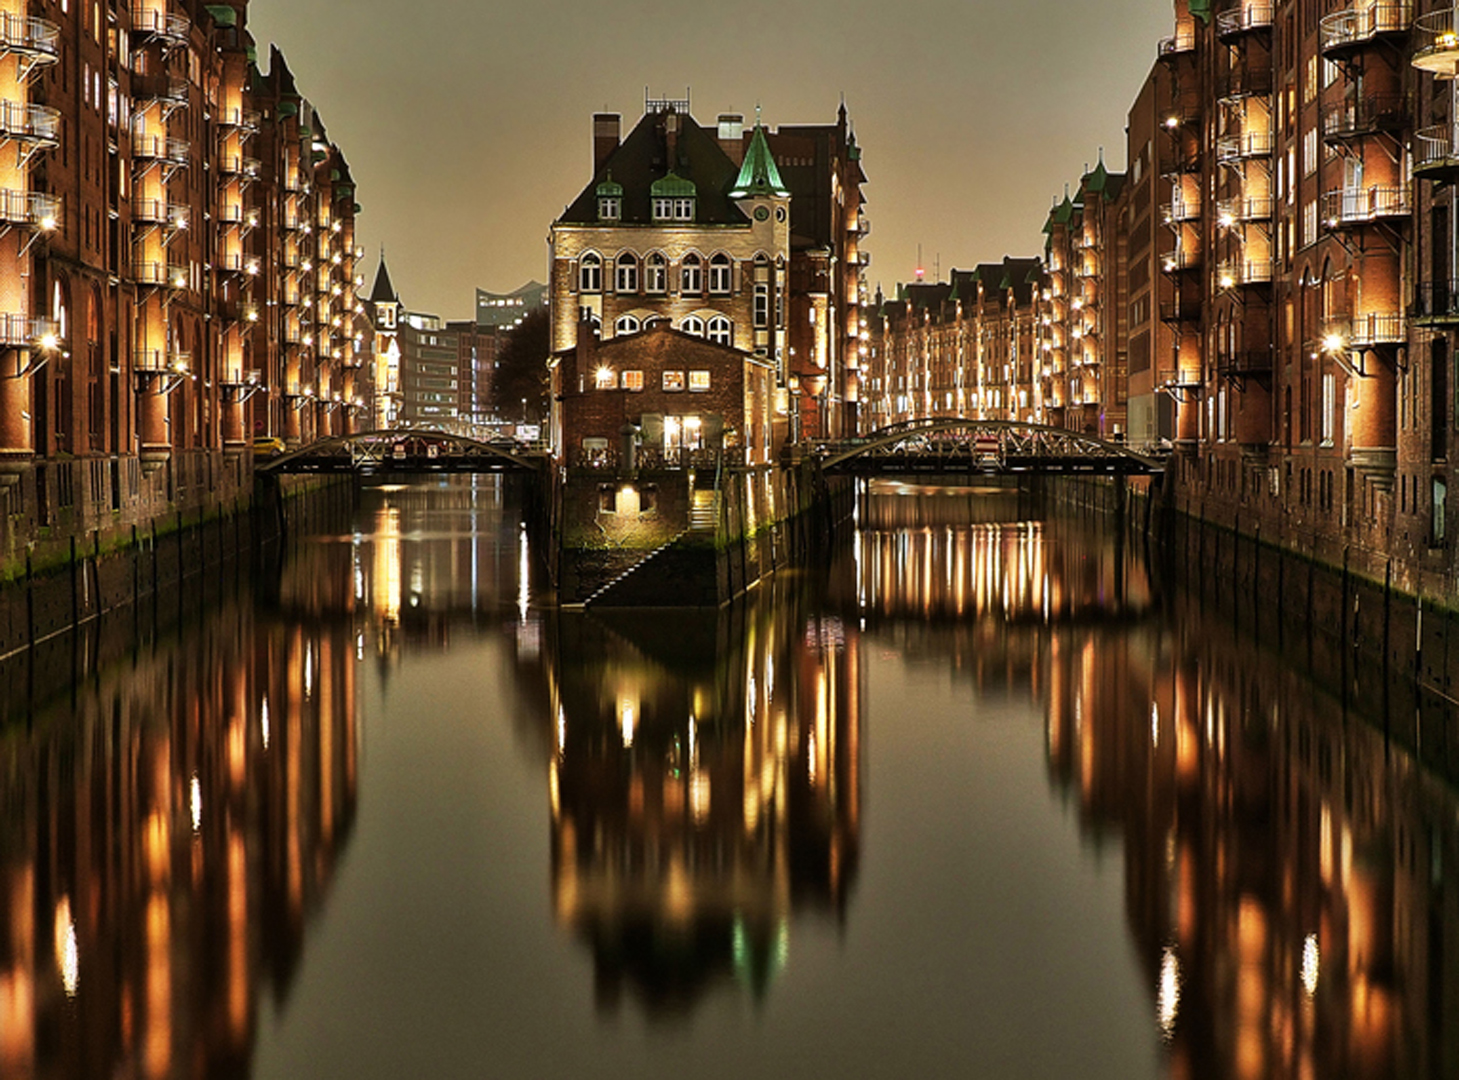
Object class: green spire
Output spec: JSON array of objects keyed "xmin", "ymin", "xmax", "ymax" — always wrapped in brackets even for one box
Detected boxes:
[
  {"xmin": 729, "ymin": 120, "xmax": 790, "ymax": 199},
  {"xmin": 1188, "ymin": 0, "xmax": 1213, "ymax": 24}
]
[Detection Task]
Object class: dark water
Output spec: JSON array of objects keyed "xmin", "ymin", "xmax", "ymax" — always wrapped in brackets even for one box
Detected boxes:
[{"xmin": 1, "ymin": 476, "xmax": 1455, "ymax": 1079}]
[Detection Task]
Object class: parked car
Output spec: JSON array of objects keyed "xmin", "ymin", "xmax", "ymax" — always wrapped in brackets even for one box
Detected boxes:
[{"xmin": 253, "ymin": 435, "xmax": 286, "ymax": 458}]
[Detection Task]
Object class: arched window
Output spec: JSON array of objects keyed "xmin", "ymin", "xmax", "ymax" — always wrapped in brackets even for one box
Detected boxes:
[
  {"xmin": 643, "ymin": 315, "xmax": 667, "ymax": 330},
  {"xmin": 579, "ymin": 252, "xmax": 602, "ymax": 293},
  {"xmin": 681, "ymin": 253, "xmax": 702, "ymax": 295},
  {"xmin": 708, "ymin": 316, "xmax": 732, "ymax": 345},
  {"xmin": 645, "ymin": 252, "xmax": 667, "ymax": 293},
  {"xmin": 681, "ymin": 315, "xmax": 705, "ymax": 337},
  {"xmin": 708, "ymin": 253, "xmax": 732, "ymax": 294},
  {"xmin": 615, "ymin": 314, "xmax": 640, "ymax": 335},
  {"xmin": 615, "ymin": 252, "xmax": 638, "ymax": 293}
]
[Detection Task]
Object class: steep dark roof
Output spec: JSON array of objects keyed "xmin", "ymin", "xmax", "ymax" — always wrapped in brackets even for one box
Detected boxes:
[
  {"xmin": 558, "ymin": 109, "xmax": 749, "ymax": 227},
  {"xmin": 1002, "ymin": 257, "xmax": 1043, "ymax": 305},
  {"xmin": 369, "ymin": 256, "xmax": 397, "ymax": 304}
]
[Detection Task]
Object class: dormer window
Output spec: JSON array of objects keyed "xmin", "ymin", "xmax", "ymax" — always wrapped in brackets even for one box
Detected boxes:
[
  {"xmin": 650, "ymin": 173, "xmax": 696, "ymax": 222},
  {"xmin": 595, "ymin": 176, "xmax": 623, "ymax": 223}
]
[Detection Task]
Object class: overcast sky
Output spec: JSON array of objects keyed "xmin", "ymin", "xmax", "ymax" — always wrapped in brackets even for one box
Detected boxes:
[{"xmin": 247, "ymin": 0, "xmax": 1174, "ymax": 319}]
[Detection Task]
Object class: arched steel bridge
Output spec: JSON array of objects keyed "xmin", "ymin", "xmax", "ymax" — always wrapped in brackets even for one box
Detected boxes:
[
  {"xmin": 811, "ymin": 419, "xmax": 1166, "ymax": 476},
  {"xmin": 256, "ymin": 429, "xmax": 546, "ymax": 475}
]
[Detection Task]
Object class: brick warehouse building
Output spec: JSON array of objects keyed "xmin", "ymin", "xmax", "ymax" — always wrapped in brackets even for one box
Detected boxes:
[
  {"xmin": 0, "ymin": 0, "xmax": 366, "ymax": 571},
  {"xmin": 548, "ymin": 95, "xmax": 867, "ymax": 447}
]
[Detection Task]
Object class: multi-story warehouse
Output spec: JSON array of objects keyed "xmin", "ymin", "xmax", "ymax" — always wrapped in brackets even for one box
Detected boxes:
[
  {"xmin": 0, "ymin": 0, "xmax": 364, "ymax": 566},
  {"xmin": 548, "ymin": 96, "xmax": 867, "ymax": 447}
]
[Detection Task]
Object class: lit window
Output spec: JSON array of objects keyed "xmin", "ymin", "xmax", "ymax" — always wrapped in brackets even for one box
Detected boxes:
[
  {"xmin": 753, "ymin": 283, "xmax": 769, "ymax": 327},
  {"xmin": 623, "ymin": 370, "xmax": 644, "ymax": 391},
  {"xmin": 663, "ymin": 370, "xmax": 685, "ymax": 391},
  {"xmin": 681, "ymin": 316, "xmax": 705, "ymax": 337},
  {"xmin": 579, "ymin": 253, "xmax": 602, "ymax": 293},
  {"xmin": 598, "ymin": 196, "xmax": 620, "ymax": 221},
  {"xmin": 707, "ymin": 316, "xmax": 732, "ymax": 345},
  {"xmin": 709, "ymin": 254, "xmax": 732, "ymax": 294},
  {"xmin": 652, "ymin": 197, "xmax": 674, "ymax": 220},
  {"xmin": 615, "ymin": 253, "xmax": 638, "ymax": 293},
  {"xmin": 614, "ymin": 314, "xmax": 640, "ymax": 335},
  {"xmin": 673, "ymin": 198, "xmax": 694, "ymax": 220},
  {"xmin": 681, "ymin": 254, "xmax": 702, "ymax": 294},
  {"xmin": 645, "ymin": 253, "xmax": 667, "ymax": 293},
  {"xmin": 689, "ymin": 370, "xmax": 711, "ymax": 391},
  {"xmin": 596, "ymin": 366, "xmax": 617, "ymax": 389}
]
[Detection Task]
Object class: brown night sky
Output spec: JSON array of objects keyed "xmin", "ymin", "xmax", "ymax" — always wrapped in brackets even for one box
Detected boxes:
[{"xmin": 247, "ymin": 0, "xmax": 1173, "ymax": 318}]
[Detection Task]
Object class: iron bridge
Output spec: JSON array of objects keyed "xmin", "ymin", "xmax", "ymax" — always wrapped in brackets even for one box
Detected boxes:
[
  {"xmin": 256, "ymin": 429, "xmax": 545, "ymax": 475},
  {"xmin": 812, "ymin": 419, "xmax": 1166, "ymax": 476}
]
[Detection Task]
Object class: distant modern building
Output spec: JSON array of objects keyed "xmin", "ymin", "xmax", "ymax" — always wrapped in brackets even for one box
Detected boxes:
[{"xmin": 476, "ymin": 281, "xmax": 546, "ymax": 329}]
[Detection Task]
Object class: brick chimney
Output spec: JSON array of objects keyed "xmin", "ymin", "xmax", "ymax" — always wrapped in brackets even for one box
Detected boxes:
[
  {"xmin": 664, "ymin": 110, "xmax": 680, "ymax": 169},
  {"xmin": 593, "ymin": 114, "xmax": 620, "ymax": 173}
]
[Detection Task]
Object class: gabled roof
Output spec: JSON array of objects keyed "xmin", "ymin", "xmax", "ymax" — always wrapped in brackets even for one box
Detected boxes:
[
  {"xmin": 728, "ymin": 122, "xmax": 790, "ymax": 199},
  {"xmin": 558, "ymin": 109, "xmax": 749, "ymax": 227}
]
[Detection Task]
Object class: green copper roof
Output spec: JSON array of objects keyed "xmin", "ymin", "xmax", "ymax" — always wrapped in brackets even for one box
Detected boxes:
[
  {"xmin": 205, "ymin": 4, "xmax": 237, "ymax": 27},
  {"xmin": 1084, "ymin": 159, "xmax": 1109, "ymax": 195},
  {"xmin": 998, "ymin": 271, "xmax": 1013, "ymax": 290},
  {"xmin": 729, "ymin": 123, "xmax": 790, "ymax": 199},
  {"xmin": 1052, "ymin": 195, "xmax": 1076, "ymax": 225},
  {"xmin": 650, "ymin": 172, "xmax": 696, "ymax": 198},
  {"xmin": 595, "ymin": 175, "xmax": 623, "ymax": 197},
  {"xmin": 1188, "ymin": 0, "xmax": 1212, "ymax": 24}
]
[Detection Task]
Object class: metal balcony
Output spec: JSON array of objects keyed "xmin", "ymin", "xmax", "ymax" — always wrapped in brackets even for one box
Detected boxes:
[
  {"xmin": 1319, "ymin": 186, "xmax": 1411, "ymax": 230},
  {"xmin": 0, "ymin": 313, "xmax": 56, "ymax": 348},
  {"xmin": 132, "ymin": 198, "xmax": 188, "ymax": 229},
  {"xmin": 1322, "ymin": 3, "xmax": 1411, "ymax": 59},
  {"xmin": 1217, "ymin": 4, "xmax": 1274, "ymax": 41},
  {"xmin": 132, "ymin": 348, "xmax": 189, "ymax": 374},
  {"xmin": 1415, "ymin": 125, "xmax": 1459, "ymax": 182},
  {"xmin": 1216, "ymin": 350, "xmax": 1275, "ymax": 381},
  {"xmin": 0, "ymin": 99, "xmax": 59, "ymax": 147},
  {"xmin": 0, "ymin": 14, "xmax": 60, "ymax": 79},
  {"xmin": 1162, "ymin": 248, "xmax": 1203, "ymax": 274},
  {"xmin": 132, "ymin": 73, "xmax": 187, "ymax": 108},
  {"xmin": 131, "ymin": 6, "xmax": 188, "ymax": 45},
  {"xmin": 1217, "ymin": 196, "xmax": 1274, "ymax": 224},
  {"xmin": 1158, "ymin": 28, "xmax": 1196, "ymax": 61},
  {"xmin": 1162, "ymin": 197, "xmax": 1201, "ymax": 224},
  {"xmin": 218, "ymin": 154, "xmax": 260, "ymax": 179},
  {"xmin": 1325, "ymin": 313, "xmax": 1406, "ymax": 348},
  {"xmin": 132, "ymin": 132, "xmax": 188, "ymax": 166},
  {"xmin": 134, "ymin": 260, "xmax": 189, "ymax": 288},
  {"xmin": 1216, "ymin": 129, "xmax": 1274, "ymax": 164},
  {"xmin": 1218, "ymin": 259, "xmax": 1274, "ymax": 287},
  {"xmin": 0, "ymin": 188, "xmax": 58, "ymax": 230},
  {"xmin": 1321, "ymin": 94, "xmax": 1409, "ymax": 142},
  {"xmin": 1160, "ymin": 298, "xmax": 1201, "ymax": 323},
  {"xmin": 217, "ymin": 106, "xmax": 261, "ymax": 134},
  {"xmin": 1217, "ymin": 63, "xmax": 1275, "ymax": 102},
  {"xmin": 1414, "ymin": 8, "xmax": 1459, "ymax": 77}
]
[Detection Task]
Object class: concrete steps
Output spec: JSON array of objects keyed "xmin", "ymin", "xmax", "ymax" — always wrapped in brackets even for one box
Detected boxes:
[{"xmin": 689, "ymin": 488, "xmax": 720, "ymax": 533}]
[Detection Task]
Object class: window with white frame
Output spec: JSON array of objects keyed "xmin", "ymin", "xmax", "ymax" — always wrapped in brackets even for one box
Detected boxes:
[
  {"xmin": 753, "ymin": 283, "xmax": 769, "ymax": 328},
  {"xmin": 707, "ymin": 316, "xmax": 732, "ymax": 345},
  {"xmin": 580, "ymin": 252, "xmax": 602, "ymax": 293},
  {"xmin": 673, "ymin": 198, "xmax": 694, "ymax": 220},
  {"xmin": 1321, "ymin": 372, "xmax": 1335, "ymax": 446},
  {"xmin": 615, "ymin": 253, "xmax": 638, "ymax": 293},
  {"xmin": 615, "ymin": 314, "xmax": 640, "ymax": 335},
  {"xmin": 689, "ymin": 370, "xmax": 711, "ymax": 391},
  {"xmin": 681, "ymin": 315, "xmax": 705, "ymax": 337},
  {"xmin": 598, "ymin": 196, "xmax": 620, "ymax": 222},
  {"xmin": 645, "ymin": 253, "xmax": 667, "ymax": 293},
  {"xmin": 652, "ymin": 197, "xmax": 674, "ymax": 221},
  {"xmin": 681, "ymin": 254, "xmax": 703, "ymax": 294},
  {"xmin": 708, "ymin": 253, "xmax": 732, "ymax": 294}
]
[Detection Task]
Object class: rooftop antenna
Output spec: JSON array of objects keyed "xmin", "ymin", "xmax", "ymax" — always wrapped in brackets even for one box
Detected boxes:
[{"xmin": 915, "ymin": 244, "xmax": 924, "ymax": 282}]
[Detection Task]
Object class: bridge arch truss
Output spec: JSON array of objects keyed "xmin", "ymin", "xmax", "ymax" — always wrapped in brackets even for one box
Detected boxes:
[{"xmin": 256, "ymin": 429, "xmax": 543, "ymax": 475}]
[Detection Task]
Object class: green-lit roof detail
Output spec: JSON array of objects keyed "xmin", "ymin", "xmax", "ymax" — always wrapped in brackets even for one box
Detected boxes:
[
  {"xmin": 205, "ymin": 4, "xmax": 237, "ymax": 27},
  {"xmin": 650, "ymin": 172, "xmax": 696, "ymax": 198},
  {"xmin": 595, "ymin": 174, "xmax": 623, "ymax": 198},
  {"xmin": 1084, "ymin": 159, "xmax": 1109, "ymax": 195},
  {"xmin": 1025, "ymin": 267, "xmax": 1042, "ymax": 285},
  {"xmin": 728, "ymin": 122, "xmax": 790, "ymax": 199},
  {"xmin": 1188, "ymin": 0, "xmax": 1212, "ymax": 24},
  {"xmin": 278, "ymin": 101, "xmax": 298, "ymax": 118},
  {"xmin": 1052, "ymin": 195, "xmax": 1076, "ymax": 225},
  {"xmin": 998, "ymin": 271, "xmax": 1013, "ymax": 290}
]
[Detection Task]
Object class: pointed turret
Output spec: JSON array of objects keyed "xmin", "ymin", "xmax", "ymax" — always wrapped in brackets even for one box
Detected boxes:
[
  {"xmin": 729, "ymin": 120, "xmax": 790, "ymax": 199},
  {"xmin": 369, "ymin": 251, "xmax": 398, "ymax": 304}
]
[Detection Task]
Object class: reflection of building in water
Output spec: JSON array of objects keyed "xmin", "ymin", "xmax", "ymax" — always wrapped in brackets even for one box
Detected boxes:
[
  {"xmin": 273, "ymin": 477, "xmax": 534, "ymax": 668},
  {"xmin": 1045, "ymin": 599, "xmax": 1459, "ymax": 1079},
  {"xmin": 0, "ymin": 600, "xmax": 358, "ymax": 1078},
  {"xmin": 544, "ymin": 586, "xmax": 861, "ymax": 1015}
]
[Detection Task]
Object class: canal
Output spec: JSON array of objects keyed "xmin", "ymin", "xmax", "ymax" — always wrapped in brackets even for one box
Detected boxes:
[{"xmin": 0, "ymin": 476, "xmax": 1454, "ymax": 1078}]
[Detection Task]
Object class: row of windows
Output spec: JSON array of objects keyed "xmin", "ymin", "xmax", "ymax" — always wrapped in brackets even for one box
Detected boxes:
[
  {"xmin": 613, "ymin": 313, "xmax": 732, "ymax": 344},
  {"xmin": 595, "ymin": 368, "xmax": 713, "ymax": 392},
  {"xmin": 597, "ymin": 197, "xmax": 696, "ymax": 222},
  {"xmin": 580, "ymin": 252, "xmax": 749, "ymax": 295}
]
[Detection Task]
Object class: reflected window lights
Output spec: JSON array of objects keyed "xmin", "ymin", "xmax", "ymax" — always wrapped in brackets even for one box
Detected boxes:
[
  {"xmin": 1158, "ymin": 945, "xmax": 1181, "ymax": 1039},
  {"xmin": 261, "ymin": 697, "xmax": 271, "ymax": 751},
  {"xmin": 1302, "ymin": 933, "xmax": 1320, "ymax": 997},
  {"xmin": 190, "ymin": 774, "xmax": 202, "ymax": 834},
  {"xmin": 619, "ymin": 699, "xmax": 636, "ymax": 748},
  {"xmin": 54, "ymin": 897, "xmax": 78, "ymax": 999}
]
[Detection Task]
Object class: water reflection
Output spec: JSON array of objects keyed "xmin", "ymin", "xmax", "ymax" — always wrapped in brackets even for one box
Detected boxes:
[
  {"xmin": 540, "ymin": 595, "xmax": 862, "ymax": 1014},
  {"xmin": 0, "ymin": 596, "xmax": 357, "ymax": 1079}
]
